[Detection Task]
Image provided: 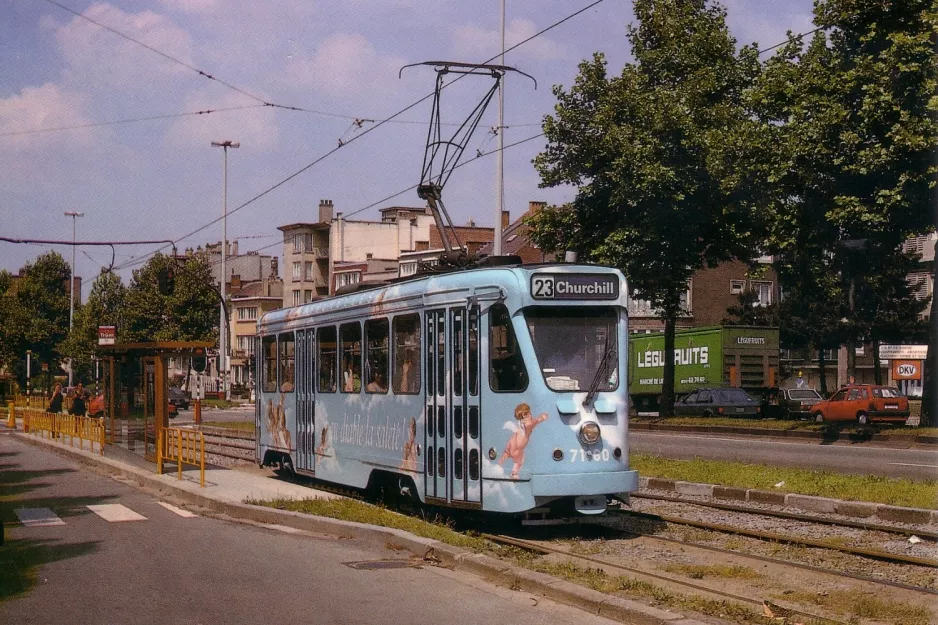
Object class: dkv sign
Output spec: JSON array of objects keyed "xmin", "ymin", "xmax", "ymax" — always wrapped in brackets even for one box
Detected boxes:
[{"xmin": 892, "ymin": 360, "xmax": 921, "ymax": 381}]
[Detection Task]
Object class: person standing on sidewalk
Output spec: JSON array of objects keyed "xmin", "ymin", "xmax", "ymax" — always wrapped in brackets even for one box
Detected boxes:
[
  {"xmin": 48, "ymin": 383, "xmax": 64, "ymax": 414},
  {"xmin": 69, "ymin": 390, "xmax": 88, "ymax": 417}
]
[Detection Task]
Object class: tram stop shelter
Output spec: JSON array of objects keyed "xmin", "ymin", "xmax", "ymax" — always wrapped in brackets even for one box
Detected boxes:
[{"xmin": 97, "ymin": 341, "xmax": 212, "ymax": 462}]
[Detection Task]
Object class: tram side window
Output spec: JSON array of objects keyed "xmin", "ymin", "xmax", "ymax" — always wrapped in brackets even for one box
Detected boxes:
[
  {"xmin": 393, "ymin": 314, "xmax": 421, "ymax": 394},
  {"xmin": 489, "ymin": 303, "xmax": 528, "ymax": 392},
  {"xmin": 341, "ymin": 322, "xmax": 362, "ymax": 393},
  {"xmin": 365, "ymin": 319, "xmax": 389, "ymax": 394},
  {"xmin": 279, "ymin": 333, "xmax": 295, "ymax": 392},
  {"xmin": 262, "ymin": 335, "xmax": 277, "ymax": 393},
  {"xmin": 318, "ymin": 326, "xmax": 337, "ymax": 393}
]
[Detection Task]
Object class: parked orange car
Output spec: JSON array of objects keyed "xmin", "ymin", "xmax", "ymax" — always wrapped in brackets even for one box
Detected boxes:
[{"xmin": 810, "ymin": 385, "xmax": 910, "ymax": 425}]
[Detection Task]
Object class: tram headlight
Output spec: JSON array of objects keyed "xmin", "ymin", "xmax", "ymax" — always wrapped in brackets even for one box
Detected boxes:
[{"xmin": 578, "ymin": 422, "xmax": 601, "ymax": 445}]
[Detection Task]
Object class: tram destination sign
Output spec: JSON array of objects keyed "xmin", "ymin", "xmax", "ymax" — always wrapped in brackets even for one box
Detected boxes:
[{"xmin": 531, "ymin": 273, "xmax": 619, "ymax": 300}]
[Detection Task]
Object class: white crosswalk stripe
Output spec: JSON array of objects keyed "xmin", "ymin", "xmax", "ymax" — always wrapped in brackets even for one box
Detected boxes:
[
  {"xmin": 15, "ymin": 508, "xmax": 65, "ymax": 527},
  {"xmin": 87, "ymin": 504, "xmax": 147, "ymax": 522},
  {"xmin": 157, "ymin": 502, "xmax": 198, "ymax": 518}
]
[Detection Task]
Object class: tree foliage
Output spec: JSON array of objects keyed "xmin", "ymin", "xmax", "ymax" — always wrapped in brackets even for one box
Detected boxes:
[
  {"xmin": 0, "ymin": 252, "xmax": 72, "ymax": 390},
  {"xmin": 530, "ymin": 0, "xmax": 769, "ymax": 414},
  {"xmin": 60, "ymin": 271, "xmax": 126, "ymax": 380},
  {"xmin": 122, "ymin": 252, "xmax": 219, "ymax": 343},
  {"xmin": 756, "ymin": 0, "xmax": 937, "ymax": 400}
]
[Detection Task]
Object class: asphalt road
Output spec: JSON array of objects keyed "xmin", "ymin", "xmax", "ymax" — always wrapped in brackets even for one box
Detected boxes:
[
  {"xmin": 630, "ymin": 431, "xmax": 938, "ymax": 482},
  {"xmin": 0, "ymin": 433, "xmax": 619, "ymax": 625}
]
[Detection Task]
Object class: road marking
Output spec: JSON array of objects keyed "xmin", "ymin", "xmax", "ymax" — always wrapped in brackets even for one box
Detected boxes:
[
  {"xmin": 887, "ymin": 463, "xmax": 938, "ymax": 469},
  {"xmin": 15, "ymin": 508, "xmax": 65, "ymax": 527},
  {"xmin": 87, "ymin": 504, "xmax": 147, "ymax": 522},
  {"xmin": 157, "ymin": 502, "xmax": 197, "ymax": 518}
]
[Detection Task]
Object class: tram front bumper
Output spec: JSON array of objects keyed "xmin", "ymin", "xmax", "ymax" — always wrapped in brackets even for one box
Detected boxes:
[{"xmin": 529, "ymin": 469, "xmax": 639, "ymax": 497}]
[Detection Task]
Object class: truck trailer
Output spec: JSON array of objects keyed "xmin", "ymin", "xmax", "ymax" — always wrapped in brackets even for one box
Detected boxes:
[{"xmin": 628, "ymin": 325, "xmax": 779, "ymax": 415}]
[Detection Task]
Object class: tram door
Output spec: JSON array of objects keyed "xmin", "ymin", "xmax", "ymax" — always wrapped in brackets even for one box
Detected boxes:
[
  {"xmin": 425, "ymin": 307, "xmax": 481, "ymax": 506},
  {"xmin": 295, "ymin": 329, "xmax": 316, "ymax": 473}
]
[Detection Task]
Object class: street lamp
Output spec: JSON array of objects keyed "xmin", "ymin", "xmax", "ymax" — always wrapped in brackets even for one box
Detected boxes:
[
  {"xmin": 64, "ymin": 211, "xmax": 84, "ymax": 388},
  {"xmin": 211, "ymin": 140, "xmax": 239, "ymax": 401}
]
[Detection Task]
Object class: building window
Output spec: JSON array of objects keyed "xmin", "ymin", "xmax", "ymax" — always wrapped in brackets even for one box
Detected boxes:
[
  {"xmin": 304, "ymin": 290, "xmax": 312, "ymax": 303},
  {"xmin": 237, "ymin": 306, "xmax": 258, "ymax": 321},
  {"xmin": 336, "ymin": 272, "xmax": 361, "ymax": 288},
  {"xmin": 237, "ymin": 335, "xmax": 254, "ymax": 355},
  {"xmin": 292, "ymin": 262, "xmax": 301, "ymax": 281},
  {"xmin": 304, "ymin": 261, "xmax": 314, "ymax": 281},
  {"xmin": 293, "ymin": 233, "xmax": 303, "ymax": 252},
  {"xmin": 751, "ymin": 281, "xmax": 773, "ymax": 307},
  {"xmin": 729, "ymin": 280, "xmax": 745, "ymax": 295},
  {"xmin": 303, "ymin": 233, "xmax": 313, "ymax": 252},
  {"xmin": 292, "ymin": 290, "xmax": 301, "ymax": 306}
]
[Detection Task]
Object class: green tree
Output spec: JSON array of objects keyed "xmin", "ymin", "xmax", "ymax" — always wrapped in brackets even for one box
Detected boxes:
[
  {"xmin": 530, "ymin": 0, "xmax": 769, "ymax": 415},
  {"xmin": 756, "ymin": 0, "xmax": 937, "ymax": 412},
  {"xmin": 0, "ymin": 252, "xmax": 72, "ymax": 391},
  {"xmin": 123, "ymin": 253, "xmax": 218, "ymax": 343},
  {"xmin": 60, "ymin": 271, "xmax": 126, "ymax": 380}
]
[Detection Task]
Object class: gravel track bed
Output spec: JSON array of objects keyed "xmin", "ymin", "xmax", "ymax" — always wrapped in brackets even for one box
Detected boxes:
[{"xmin": 611, "ymin": 495, "xmax": 938, "ymax": 591}]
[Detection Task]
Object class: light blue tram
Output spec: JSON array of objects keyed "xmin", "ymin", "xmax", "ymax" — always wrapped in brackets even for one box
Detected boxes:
[{"xmin": 254, "ymin": 263, "xmax": 639, "ymax": 515}]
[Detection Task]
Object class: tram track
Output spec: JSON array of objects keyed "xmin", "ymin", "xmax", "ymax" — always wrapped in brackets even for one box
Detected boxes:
[
  {"xmin": 206, "ymin": 431, "xmax": 938, "ymax": 624},
  {"xmin": 483, "ymin": 532, "xmax": 857, "ymax": 625}
]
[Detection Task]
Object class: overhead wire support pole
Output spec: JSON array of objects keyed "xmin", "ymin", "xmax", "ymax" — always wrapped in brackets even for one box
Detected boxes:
[
  {"xmin": 495, "ymin": 0, "xmax": 506, "ymax": 257},
  {"xmin": 399, "ymin": 61, "xmax": 535, "ymax": 266}
]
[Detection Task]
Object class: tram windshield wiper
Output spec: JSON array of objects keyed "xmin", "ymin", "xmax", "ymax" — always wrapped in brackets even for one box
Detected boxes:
[{"xmin": 584, "ymin": 336, "xmax": 615, "ymax": 408}]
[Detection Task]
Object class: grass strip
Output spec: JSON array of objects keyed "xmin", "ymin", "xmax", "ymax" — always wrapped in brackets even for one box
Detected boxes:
[{"xmin": 631, "ymin": 453, "xmax": 938, "ymax": 509}]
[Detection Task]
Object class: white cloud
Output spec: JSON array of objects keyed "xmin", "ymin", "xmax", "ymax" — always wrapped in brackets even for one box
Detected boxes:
[
  {"xmin": 164, "ymin": 89, "xmax": 280, "ymax": 152},
  {"xmin": 53, "ymin": 3, "xmax": 195, "ymax": 88},
  {"xmin": 0, "ymin": 83, "xmax": 95, "ymax": 148},
  {"xmin": 281, "ymin": 32, "xmax": 411, "ymax": 100},
  {"xmin": 451, "ymin": 18, "xmax": 569, "ymax": 64}
]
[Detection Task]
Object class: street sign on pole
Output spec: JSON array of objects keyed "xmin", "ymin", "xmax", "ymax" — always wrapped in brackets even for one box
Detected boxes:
[{"xmin": 98, "ymin": 326, "xmax": 116, "ymax": 346}]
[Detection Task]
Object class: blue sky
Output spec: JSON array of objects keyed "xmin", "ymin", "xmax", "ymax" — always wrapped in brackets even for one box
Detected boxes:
[{"xmin": 1, "ymin": 0, "xmax": 816, "ymax": 296}]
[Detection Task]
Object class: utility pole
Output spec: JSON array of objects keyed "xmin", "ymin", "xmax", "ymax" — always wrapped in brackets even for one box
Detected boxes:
[
  {"xmin": 211, "ymin": 140, "xmax": 239, "ymax": 401},
  {"xmin": 493, "ymin": 0, "xmax": 506, "ymax": 257},
  {"xmin": 64, "ymin": 211, "xmax": 84, "ymax": 388}
]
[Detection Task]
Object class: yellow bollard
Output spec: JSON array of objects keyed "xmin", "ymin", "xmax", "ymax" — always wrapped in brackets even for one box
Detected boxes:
[{"xmin": 7, "ymin": 402, "xmax": 14, "ymax": 429}]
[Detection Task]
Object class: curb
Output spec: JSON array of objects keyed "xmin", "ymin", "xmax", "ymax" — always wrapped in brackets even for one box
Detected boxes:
[
  {"xmin": 639, "ymin": 477, "xmax": 938, "ymax": 525},
  {"xmin": 7, "ymin": 430, "xmax": 707, "ymax": 625}
]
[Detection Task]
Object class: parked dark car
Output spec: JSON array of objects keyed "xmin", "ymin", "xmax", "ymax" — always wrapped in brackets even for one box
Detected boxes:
[
  {"xmin": 675, "ymin": 387, "xmax": 761, "ymax": 418},
  {"xmin": 776, "ymin": 388, "xmax": 824, "ymax": 419},
  {"xmin": 168, "ymin": 387, "xmax": 189, "ymax": 411}
]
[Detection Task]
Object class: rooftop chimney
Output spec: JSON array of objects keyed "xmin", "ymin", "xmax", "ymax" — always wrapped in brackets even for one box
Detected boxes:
[
  {"xmin": 231, "ymin": 240, "xmax": 238, "ymax": 257},
  {"xmin": 528, "ymin": 201, "xmax": 547, "ymax": 215},
  {"xmin": 501, "ymin": 210, "xmax": 510, "ymax": 231},
  {"xmin": 319, "ymin": 199, "xmax": 334, "ymax": 223}
]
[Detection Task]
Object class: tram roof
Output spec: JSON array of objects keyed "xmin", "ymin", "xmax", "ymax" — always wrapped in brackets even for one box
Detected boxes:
[{"xmin": 258, "ymin": 262, "xmax": 625, "ymax": 333}]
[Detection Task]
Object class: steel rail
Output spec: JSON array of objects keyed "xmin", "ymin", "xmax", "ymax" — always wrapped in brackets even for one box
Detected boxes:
[
  {"xmin": 482, "ymin": 533, "xmax": 852, "ymax": 625},
  {"xmin": 632, "ymin": 492, "xmax": 938, "ymax": 540},
  {"xmin": 616, "ymin": 508, "xmax": 938, "ymax": 569}
]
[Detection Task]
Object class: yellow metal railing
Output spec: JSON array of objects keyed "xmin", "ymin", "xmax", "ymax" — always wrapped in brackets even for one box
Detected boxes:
[
  {"xmin": 21, "ymin": 407, "xmax": 106, "ymax": 455},
  {"xmin": 12, "ymin": 395, "xmax": 48, "ymax": 409},
  {"xmin": 157, "ymin": 427, "xmax": 205, "ymax": 487}
]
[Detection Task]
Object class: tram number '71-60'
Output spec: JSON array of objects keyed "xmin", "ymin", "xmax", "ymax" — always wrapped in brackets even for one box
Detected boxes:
[{"xmin": 570, "ymin": 448, "xmax": 611, "ymax": 462}]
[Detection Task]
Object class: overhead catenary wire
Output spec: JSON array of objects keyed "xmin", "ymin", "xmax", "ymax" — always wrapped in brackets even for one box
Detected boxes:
[
  {"xmin": 0, "ymin": 105, "xmax": 266, "ymax": 138},
  {"xmin": 114, "ymin": 1, "xmax": 607, "ymax": 272}
]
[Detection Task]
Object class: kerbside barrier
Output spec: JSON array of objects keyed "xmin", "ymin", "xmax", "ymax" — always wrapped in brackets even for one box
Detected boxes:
[
  {"xmin": 158, "ymin": 427, "xmax": 205, "ymax": 487},
  {"xmin": 21, "ymin": 407, "xmax": 106, "ymax": 455}
]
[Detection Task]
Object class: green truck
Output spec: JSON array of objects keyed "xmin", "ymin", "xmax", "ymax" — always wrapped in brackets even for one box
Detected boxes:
[{"xmin": 628, "ymin": 325, "xmax": 780, "ymax": 415}]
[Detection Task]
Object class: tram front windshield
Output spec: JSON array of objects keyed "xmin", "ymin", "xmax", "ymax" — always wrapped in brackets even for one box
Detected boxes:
[{"xmin": 525, "ymin": 307, "xmax": 618, "ymax": 392}]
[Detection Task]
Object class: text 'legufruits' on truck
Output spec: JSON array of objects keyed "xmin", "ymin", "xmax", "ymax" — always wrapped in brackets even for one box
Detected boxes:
[{"xmin": 628, "ymin": 326, "xmax": 780, "ymax": 415}]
